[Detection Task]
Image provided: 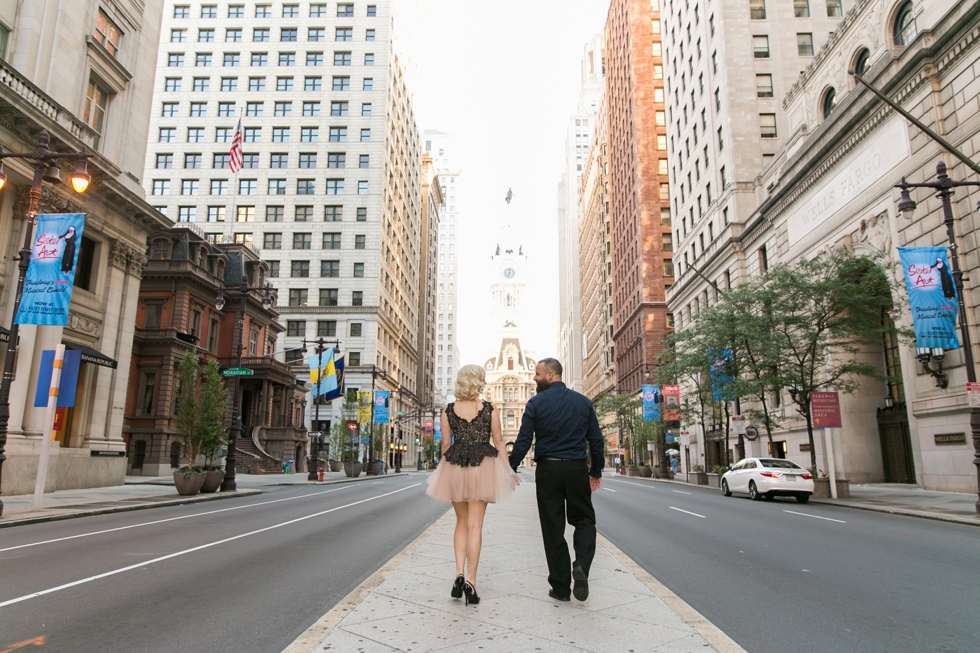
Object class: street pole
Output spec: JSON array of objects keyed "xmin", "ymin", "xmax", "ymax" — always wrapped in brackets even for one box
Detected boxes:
[
  {"xmin": 308, "ymin": 342, "xmax": 323, "ymax": 481},
  {"xmin": 896, "ymin": 162, "xmax": 980, "ymax": 515},
  {"xmin": 0, "ymin": 130, "xmax": 92, "ymax": 517}
]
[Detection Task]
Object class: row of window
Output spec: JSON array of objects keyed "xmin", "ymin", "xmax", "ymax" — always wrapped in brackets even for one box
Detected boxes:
[
  {"xmin": 267, "ymin": 259, "xmax": 365, "ymax": 277},
  {"xmin": 751, "ymin": 33, "xmax": 815, "ymax": 59},
  {"xmin": 171, "ymin": 27, "xmax": 375, "ymax": 43},
  {"xmin": 166, "ymin": 51, "xmax": 374, "ymax": 67},
  {"xmin": 153, "ymin": 178, "xmax": 373, "ymax": 196},
  {"xmin": 159, "ymin": 126, "xmax": 371, "ymax": 143},
  {"xmin": 286, "ymin": 319, "xmax": 364, "ymax": 338},
  {"xmin": 160, "ymin": 205, "xmax": 369, "ymax": 222},
  {"xmin": 748, "ymin": 0, "xmax": 843, "ymax": 20},
  {"xmin": 173, "ymin": 4, "xmax": 377, "ymax": 19},
  {"xmin": 156, "ymin": 152, "xmax": 370, "ymax": 170},
  {"xmin": 161, "ymin": 100, "xmax": 371, "ymax": 118},
  {"xmin": 163, "ymin": 76, "xmax": 374, "ymax": 92},
  {"xmin": 280, "ymin": 287, "xmax": 364, "ymax": 307}
]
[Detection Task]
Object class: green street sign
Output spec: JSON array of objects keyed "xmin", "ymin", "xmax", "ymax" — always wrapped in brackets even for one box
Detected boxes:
[{"xmin": 222, "ymin": 367, "xmax": 253, "ymax": 377}]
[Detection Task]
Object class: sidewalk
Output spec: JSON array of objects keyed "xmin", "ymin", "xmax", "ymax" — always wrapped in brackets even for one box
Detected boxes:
[
  {"xmin": 284, "ymin": 482, "xmax": 744, "ymax": 653},
  {"xmin": 0, "ymin": 469, "xmax": 407, "ymax": 528},
  {"xmin": 628, "ymin": 474, "xmax": 979, "ymax": 526}
]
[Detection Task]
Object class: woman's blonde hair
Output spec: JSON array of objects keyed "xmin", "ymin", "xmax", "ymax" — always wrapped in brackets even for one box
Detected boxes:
[{"xmin": 453, "ymin": 364, "xmax": 486, "ymax": 401}]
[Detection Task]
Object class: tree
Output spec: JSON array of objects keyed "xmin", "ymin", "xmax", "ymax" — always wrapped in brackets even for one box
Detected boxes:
[
  {"xmin": 595, "ymin": 392, "xmax": 640, "ymax": 464},
  {"xmin": 198, "ymin": 359, "xmax": 230, "ymax": 469},
  {"xmin": 172, "ymin": 350, "xmax": 203, "ymax": 472},
  {"xmin": 173, "ymin": 351, "xmax": 231, "ymax": 472}
]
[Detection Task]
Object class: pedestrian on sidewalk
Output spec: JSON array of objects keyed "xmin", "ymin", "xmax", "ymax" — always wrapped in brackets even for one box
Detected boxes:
[
  {"xmin": 509, "ymin": 358, "xmax": 604, "ymax": 603},
  {"xmin": 425, "ymin": 364, "xmax": 520, "ymax": 605}
]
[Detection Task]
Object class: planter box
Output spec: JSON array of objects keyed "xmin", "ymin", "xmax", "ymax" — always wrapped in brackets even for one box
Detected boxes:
[
  {"xmin": 626, "ymin": 467, "xmax": 642, "ymax": 476},
  {"xmin": 812, "ymin": 478, "xmax": 850, "ymax": 498},
  {"xmin": 344, "ymin": 463, "xmax": 363, "ymax": 477},
  {"xmin": 639, "ymin": 467, "xmax": 653, "ymax": 478},
  {"xmin": 329, "ymin": 461, "xmax": 343, "ymax": 473},
  {"xmin": 173, "ymin": 470, "xmax": 206, "ymax": 496},
  {"xmin": 199, "ymin": 469, "xmax": 224, "ymax": 493},
  {"xmin": 706, "ymin": 473, "xmax": 722, "ymax": 488},
  {"xmin": 688, "ymin": 472, "xmax": 708, "ymax": 485}
]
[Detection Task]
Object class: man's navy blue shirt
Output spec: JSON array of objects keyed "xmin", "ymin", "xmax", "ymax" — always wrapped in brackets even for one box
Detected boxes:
[{"xmin": 508, "ymin": 381, "xmax": 605, "ymax": 478}]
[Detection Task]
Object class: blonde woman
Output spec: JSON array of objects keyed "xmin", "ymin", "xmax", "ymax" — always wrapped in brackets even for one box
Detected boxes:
[{"xmin": 425, "ymin": 364, "xmax": 519, "ymax": 605}]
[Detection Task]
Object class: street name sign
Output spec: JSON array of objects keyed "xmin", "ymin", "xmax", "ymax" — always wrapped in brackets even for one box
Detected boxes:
[{"xmin": 222, "ymin": 367, "xmax": 253, "ymax": 377}]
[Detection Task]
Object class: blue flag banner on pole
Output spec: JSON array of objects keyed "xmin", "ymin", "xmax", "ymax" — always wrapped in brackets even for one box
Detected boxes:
[
  {"xmin": 709, "ymin": 349, "xmax": 734, "ymax": 402},
  {"xmin": 321, "ymin": 356, "xmax": 346, "ymax": 403},
  {"xmin": 308, "ymin": 347, "xmax": 336, "ymax": 399},
  {"xmin": 33, "ymin": 350, "xmax": 82, "ymax": 408},
  {"xmin": 434, "ymin": 419, "xmax": 442, "ymax": 442},
  {"xmin": 898, "ymin": 246, "xmax": 960, "ymax": 350},
  {"xmin": 15, "ymin": 213, "xmax": 86, "ymax": 326},
  {"xmin": 642, "ymin": 384, "xmax": 661, "ymax": 422},
  {"xmin": 374, "ymin": 390, "xmax": 390, "ymax": 424}
]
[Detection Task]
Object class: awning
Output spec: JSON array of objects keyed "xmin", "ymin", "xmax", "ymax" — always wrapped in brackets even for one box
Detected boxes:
[
  {"xmin": 63, "ymin": 342, "xmax": 117, "ymax": 369},
  {"xmin": 0, "ymin": 326, "xmax": 8, "ymax": 343}
]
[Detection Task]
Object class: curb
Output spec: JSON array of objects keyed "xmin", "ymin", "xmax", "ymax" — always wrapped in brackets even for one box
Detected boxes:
[
  {"xmin": 0, "ymin": 488, "xmax": 264, "ymax": 529},
  {"xmin": 619, "ymin": 475, "xmax": 979, "ymax": 527},
  {"xmin": 269, "ymin": 472, "xmax": 410, "ymax": 487}
]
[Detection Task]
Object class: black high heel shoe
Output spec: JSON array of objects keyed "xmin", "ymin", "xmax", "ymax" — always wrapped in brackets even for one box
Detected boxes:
[
  {"xmin": 463, "ymin": 581, "xmax": 480, "ymax": 605},
  {"xmin": 451, "ymin": 575, "xmax": 464, "ymax": 599}
]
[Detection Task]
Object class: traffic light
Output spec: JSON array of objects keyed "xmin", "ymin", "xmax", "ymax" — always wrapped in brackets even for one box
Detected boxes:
[{"xmin": 415, "ymin": 437, "xmax": 420, "ymax": 445}]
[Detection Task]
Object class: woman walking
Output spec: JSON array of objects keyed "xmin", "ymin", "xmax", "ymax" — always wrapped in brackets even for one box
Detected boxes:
[{"xmin": 425, "ymin": 364, "xmax": 519, "ymax": 605}]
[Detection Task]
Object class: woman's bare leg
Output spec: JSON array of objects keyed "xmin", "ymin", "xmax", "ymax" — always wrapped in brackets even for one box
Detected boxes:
[
  {"xmin": 452, "ymin": 502, "xmax": 468, "ymax": 576},
  {"xmin": 465, "ymin": 501, "xmax": 488, "ymax": 586}
]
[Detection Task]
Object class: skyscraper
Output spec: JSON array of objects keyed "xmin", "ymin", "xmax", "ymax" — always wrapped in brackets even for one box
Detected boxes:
[
  {"xmin": 557, "ymin": 34, "xmax": 604, "ymax": 394},
  {"xmin": 144, "ymin": 1, "xmax": 425, "ymax": 429}
]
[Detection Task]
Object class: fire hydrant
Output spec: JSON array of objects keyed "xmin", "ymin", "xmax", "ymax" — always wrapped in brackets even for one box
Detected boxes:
[{"xmin": 317, "ymin": 467, "xmax": 325, "ymax": 482}]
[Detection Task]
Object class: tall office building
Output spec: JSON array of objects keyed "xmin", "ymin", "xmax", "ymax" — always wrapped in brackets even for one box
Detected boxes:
[
  {"xmin": 144, "ymin": 1, "xmax": 424, "ymax": 431},
  {"xmin": 605, "ymin": 0, "xmax": 673, "ymax": 393},
  {"xmin": 663, "ymin": 0, "xmax": 844, "ymax": 284},
  {"xmin": 423, "ymin": 130, "xmax": 460, "ymax": 407},
  {"xmin": 556, "ymin": 34, "xmax": 604, "ymax": 393},
  {"xmin": 417, "ymin": 154, "xmax": 441, "ymax": 408}
]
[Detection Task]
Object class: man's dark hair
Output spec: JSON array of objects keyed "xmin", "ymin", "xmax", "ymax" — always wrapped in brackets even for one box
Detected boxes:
[{"xmin": 540, "ymin": 358, "xmax": 563, "ymax": 376}]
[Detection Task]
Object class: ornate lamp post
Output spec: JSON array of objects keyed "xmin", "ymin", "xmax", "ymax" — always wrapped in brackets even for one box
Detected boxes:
[
  {"xmin": 214, "ymin": 276, "xmax": 274, "ymax": 492},
  {"xmin": 302, "ymin": 337, "xmax": 341, "ymax": 480},
  {"xmin": 895, "ymin": 162, "xmax": 980, "ymax": 515},
  {"xmin": 0, "ymin": 130, "xmax": 92, "ymax": 517}
]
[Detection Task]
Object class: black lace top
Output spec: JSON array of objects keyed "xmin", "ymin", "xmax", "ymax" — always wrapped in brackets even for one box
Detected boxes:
[{"xmin": 443, "ymin": 401, "xmax": 499, "ymax": 467}]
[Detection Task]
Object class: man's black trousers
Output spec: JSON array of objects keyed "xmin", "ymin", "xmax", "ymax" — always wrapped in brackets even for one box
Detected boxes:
[{"xmin": 534, "ymin": 459, "xmax": 597, "ymax": 597}]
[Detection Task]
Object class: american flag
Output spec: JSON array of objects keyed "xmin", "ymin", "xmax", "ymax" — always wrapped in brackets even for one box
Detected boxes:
[{"xmin": 228, "ymin": 118, "xmax": 243, "ymax": 173}]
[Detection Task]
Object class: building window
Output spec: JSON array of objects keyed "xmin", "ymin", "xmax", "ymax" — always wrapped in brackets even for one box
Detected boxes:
[
  {"xmin": 276, "ymin": 77, "xmax": 293, "ymax": 91},
  {"xmin": 759, "ymin": 244, "xmax": 769, "ymax": 272},
  {"xmin": 894, "ymin": 2, "xmax": 916, "ymax": 46},
  {"xmin": 662, "ymin": 233, "xmax": 673, "ymax": 251},
  {"xmin": 199, "ymin": 29, "xmax": 215, "ymax": 42},
  {"xmin": 323, "ymin": 233, "xmax": 341, "ymax": 249},
  {"xmin": 753, "ymin": 35, "xmax": 770, "ymax": 58},
  {"xmin": 329, "ymin": 127, "xmax": 347, "ymax": 142},
  {"xmin": 325, "ymin": 206, "xmax": 343, "ymax": 222},
  {"xmin": 161, "ymin": 102, "xmax": 178, "ymax": 117},
  {"xmin": 272, "ymin": 127, "xmax": 289, "ymax": 143},
  {"xmin": 750, "ymin": 0, "xmax": 766, "ymax": 20},
  {"xmin": 338, "ymin": 4, "xmax": 354, "ymax": 17},
  {"xmin": 236, "ymin": 206, "xmax": 255, "ymax": 222},
  {"xmin": 210, "ymin": 178, "xmax": 228, "ymax": 194},
  {"xmin": 827, "ymin": 0, "xmax": 843, "ymax": 17},
  {"xmin": 759, "ymin": 113, "xmax": 777, "ymax": 138},
  {"xmin": 794, "ymin": 0, "xmax": 809, "ymax": 18},
  {"xmin": 366, "ymin": 29, "xmax": 376, "ymax": 41},
  {"xmin": 349, "ymin": 352, "xmax": 361, "ymax": 366},
  {"xmin": 289, "ymin": 289, "xmax": 308, "ymax": 307},
  {"xmin": 326, "ymin": 179, "xmax": 344, "ymax": 195},
  {"xmin": 94, "ymin": 11, "xmax": 122, "ymax": 56},
  {"xmin": 249, "ymin": 78, "xmax": 266, "ymax": 92},
  {"xmin": 336, "ymin": 28, "xmax": 353, "ymax": 42},
  {"xmin": 270, "ymin": 153, "xmax": 288, "ymax": 168},
  {"xmin": 756, "ymin": 74, "xmax": 773, "ymax": 97},
  {"xmin": 357, "ymin": 181, "xmax": 368, "ymax": 194},
  {"xmin": 664, "ymin": 259, "xmax": 674, "ymax": 277},
  {"xmin": 304, "ymin": 101, "xmax": 322, "ymax": 116},
  {"xmin": 295, "ymin": 206, "xmax": 314, "ymax": 222},
  {"xmin": 354, "ymin": 235, "xmax": 366, "ymax": 249},
  {"xmin": 318, "ymin": 321, "xmax": 337, "ymax": 337},
  {"xmin": 363, "ymin": 78, "xmax": 373, "ymax": 90},
  {"xmin": 320, "ymin": 289, "xmax": 339, "ymax": 306},
  {"xmin": 359, "ymin": 154, "xmax": 370, "ymax": 168},
  {"xmin": 364, "ymin": 53, "xmax": 374, "ymax": 66},
  {"xmin": 282, "ymin": 4, "xmax": 299, "ymax": 17},
  {"xmin": 281, "ymin": 28, "xmax": 298, "ymax": 42},
  {"xmin": 73, "ymin": 237, "xmax": 96, "ymax": 291},
  {"xmin": 717, "ymin": 127, "xmax": 724, "ymax": 150},
  {"xmin": 331, "ymin": 101, "xmax": 348, "ymax": 116},
  {"xmin": 83, "ymin": 77, "xmax": 111, "ymax": 149},
  {"xmin": 350, "ymin": 323, "xmax": 362, "ymax": 337},
  {"xmin": 367, "ymin": 5, "xmax": 377, "ymax": 16},
  {"xmin": 327, "ymin": 153, "xmax": 346, "ymax": 168},
  {"xmin": 297, "ymin": 179, "xmax": 316, "ymax": 195},
  {"xmin": 351, "ymin": 291, "xmax": 363, "ymax": 307},
  {"xmin": 255, "ymin": 5, "xmax": 271, "ymax": 17},
  {"xmin": 797, "ymin": 33, "xmax": 814, "ymax": 56},
  {"xmin": 178, "ymin": 206, "xmax": 196, "ymax": 222},
  {"xmin": 293, "ymin": 233, "xmax": 312, "ymax": 250},
  {"xmin": 356, "ymin": 207, "xmax": 367, "ymax": 221},
  {"xmin": 207, "ymin": 206, "xmax": 225, "ymax": 222},
  {"xmin": 301, "ymin": 127, "xmax": 319, "ymax": 142},
  {"xmin": 139, "ymin": 371, "xmax": 156, "ymax": 415},
  {"xmin": 334, "ymin": 51, "xmax": 352, "ymax": 66},
  {"xmin": 267, "ymin": 261, "xmax": 279, "ymax": 277},
  {"xmin": 287, "ymin": 320, "xmax": 305, "ymax": 337},
  {"xmin": 854, "ymin": 48, "xmax": 871, "ymax": 76},
  {"xmin": 171, "ymin": 28, "xmax": 187, "ymax": 42},
  {"xmin": 822, "ymin": 88, "xmax": 837, "ymax": 119},
  {"xmin": 268, "ymin": 179, "xmax": 286, "ymax": 195},
  {"xmin": 321, "ymin": 260, "xmax": 340, "ymax": 277},
  {"xmin": 265, "ymin": 206, "xmax": 284, "ymax": 222},
  {"xmin": 155, "ymin": 155, "xmax": 173, "ymax": 170},
  {"xmin": 353, "ymin": 262, "xmax": 365, "ymax": 278},
  {"xmin": 168, "ymin": 53, "xmax": 185, "ymax": 67},
  {"xmin": 291, "ymin": 261, "xmax": 310, "ymax": 278}
]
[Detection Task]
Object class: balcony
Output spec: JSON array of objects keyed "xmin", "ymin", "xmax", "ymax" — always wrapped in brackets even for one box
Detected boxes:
[{"xmin": 0, "ymin": 59, "xmax": 98, "ymax": 149}]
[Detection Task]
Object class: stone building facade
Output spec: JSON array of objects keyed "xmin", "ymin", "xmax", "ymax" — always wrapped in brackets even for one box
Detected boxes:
[
  {"xmin": 666, "ymin": 0, "xmax": 980, "ymax": 492},
  {"xmin": 124, "ymin": 225, "xmax": 308, "ymax": 476},
  {"xmin": 605, "ymin": 0, "xmax": 674, "ymax": 393},
  {"xmin": 0, "ymin": 1, "xmax": 170, "ymax": 495},
  {"xmin": 417, "ymin": 154, "xmax": 441, "ymax": 408}
]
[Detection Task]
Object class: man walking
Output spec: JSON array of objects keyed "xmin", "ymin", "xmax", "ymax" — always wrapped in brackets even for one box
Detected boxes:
[{"xmin": 509, "ymin": 358, "xmax": 604, "ymax": 602}]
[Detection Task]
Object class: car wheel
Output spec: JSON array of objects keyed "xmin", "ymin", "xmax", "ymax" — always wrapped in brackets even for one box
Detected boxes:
[
  {"xmin": 749, "ymin": 481, "xmax": 763, "ymax": 501},
  {"xmin": 722, "ymin": 479, "xmax": 732, "ymax": 497},
  {"xmin": 796, "ymin": 494, "xmax": 810, "ymax": 504},
  {"xmin": 763, "ymin": 493, "xmax": 775, "ymax": 501}
]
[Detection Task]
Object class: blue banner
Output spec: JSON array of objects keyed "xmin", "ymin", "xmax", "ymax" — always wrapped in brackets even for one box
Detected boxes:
[
  {"xmin": 320, "ymin": 356, "xmax": 346, "ymax": 403},
  {"xmin": 709, "ymin": 349, "xmax": 734, "ymax": 402},
  {"xmin": 434, "ymin": 419, "xmax": 442, "ymax": 442},
  {"xmin": 642, "ymin": 384, "xmax": 661, "ymax": 422},
  {"xmin": 308, "ymin": 347, "xmax": 336, "ymax": 399},
  {"xmin": 373, "ymin": 390, "xmax": 390, "ymax": 424},
  {"xmin": 899, "ymin": 246, "xmax": 960, "ymax": 349},
  {"xmin": 33, "ymin": 350, "xmax": 82, "ymax": 408},
  {"xmin": 15, "ymin": 213, "xmax": 85, "ymax": 326}
]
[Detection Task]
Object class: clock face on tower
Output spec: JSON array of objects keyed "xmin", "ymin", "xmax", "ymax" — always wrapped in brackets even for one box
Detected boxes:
[{"xmin": 503, "ymin": 267, "xmax": 516, "ymax": 279}]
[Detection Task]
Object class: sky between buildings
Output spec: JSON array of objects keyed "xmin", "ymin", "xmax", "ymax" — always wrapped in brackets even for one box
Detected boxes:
[{"xmin": 408, "ymin": 0, "xmax": 609, "ymax": 367}]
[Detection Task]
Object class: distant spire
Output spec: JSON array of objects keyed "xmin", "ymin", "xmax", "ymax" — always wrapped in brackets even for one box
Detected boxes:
[{"xmin": 505, "ymin": 188, "xmax": 514, "ymax": 204}]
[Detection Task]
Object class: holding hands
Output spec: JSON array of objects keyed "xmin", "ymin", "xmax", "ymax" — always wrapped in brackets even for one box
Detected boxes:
[{"xmin": 589, "ymin": 476, "xmax": 602, "ymax": 492}]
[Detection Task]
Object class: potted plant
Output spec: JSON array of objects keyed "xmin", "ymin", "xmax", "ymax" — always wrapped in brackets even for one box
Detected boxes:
[
  {"xmin": 197, "ymin": 359, "xmax": 230, "ymax": 493},
  {"xmin": 688, "ymin": 464, "xmax": 708, "ymax": 485},
  {"xmin": 172, "ymin": 351, "xmax": 208, "ymax": 495},
  {"xmin": 706, "ymin": 464, "xmax": 727, "ymax": 488},
  {"xmin": 808, "ymin": 466, "xmax": 851, "ymax": 498},
  {"xmin": 327, "ymin": 422, "xmax": 345, "ymax": 472},
  {"xmin": 341, "ymin": 391, "xmax": 362, "ymax": 477}
]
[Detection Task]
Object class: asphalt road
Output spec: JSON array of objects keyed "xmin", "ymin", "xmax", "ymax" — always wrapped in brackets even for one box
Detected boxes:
[
  {"xmin": 593, "ymin": 477, "xmax": 980, "ymax": 653},
  {"xmin": 0, "ymin": 475, "xmax": 447, "ymax": 653}
]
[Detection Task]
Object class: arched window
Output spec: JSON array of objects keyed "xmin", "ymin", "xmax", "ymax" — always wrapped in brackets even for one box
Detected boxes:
[
  {"xmin": 853, "ymin": 48, "xmax": 871, "ymax": 76},
  {"xmin": 893, "ymin": 1, "xmax": 916, "ymax": 46},
  {"xmin": 508, "ymin": 358, "xmax": 514, "ymax": 370},
  {"xmin": 822, "ymin": 88, "xmax": 837, "ymax": 119},
  {"xmin": 507, "ymin": 410, "xmax": 515, "ymax": 427}
]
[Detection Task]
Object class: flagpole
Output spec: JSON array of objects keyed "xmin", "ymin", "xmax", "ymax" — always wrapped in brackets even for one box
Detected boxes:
[{"xmin": 227, "ymin": 110, "xmax": 243, "ymax": 236}]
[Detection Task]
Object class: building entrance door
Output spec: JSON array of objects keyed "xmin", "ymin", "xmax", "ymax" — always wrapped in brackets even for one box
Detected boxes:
[{"xmin": 877, "ymin": 406, "xmax": 915, "ymax": 483}]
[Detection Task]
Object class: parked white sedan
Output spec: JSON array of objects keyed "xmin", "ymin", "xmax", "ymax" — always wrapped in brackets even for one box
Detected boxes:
[{"xmin": 721, "ymin": 458, "xmax": 815, "ymax": 503}]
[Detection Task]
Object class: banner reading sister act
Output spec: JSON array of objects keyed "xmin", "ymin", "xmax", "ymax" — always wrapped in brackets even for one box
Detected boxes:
[{"xmin": 14, "ymin": 213, "xmax": 86, "ymax": 326}]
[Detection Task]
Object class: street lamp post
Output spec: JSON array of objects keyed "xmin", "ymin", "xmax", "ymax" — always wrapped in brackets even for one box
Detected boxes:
[
  {"xmin": 302, "ymin": 337, "xmax": 341, "ymax": 481},
  {"xmin": 214, "ymin": 276, "xmax": 274, "ymax": 492},
  {"xmin": 0, "ymin": 129, "xmax": 92, "ymax": 517},
  {"xmin": 895, "ymin": 162, "xmax": 980, "ymax": 515}
]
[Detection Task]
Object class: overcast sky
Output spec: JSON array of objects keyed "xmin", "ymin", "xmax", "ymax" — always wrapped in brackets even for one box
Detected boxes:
[{"xmin": 406, "ymin": 0, "xmax": 608, "ymax": 366}]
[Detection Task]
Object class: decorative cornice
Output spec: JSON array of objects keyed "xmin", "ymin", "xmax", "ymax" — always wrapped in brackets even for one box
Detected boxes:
[{"xmin": 110, "ymin": 239, "xmax": 148, "ymax": 277}]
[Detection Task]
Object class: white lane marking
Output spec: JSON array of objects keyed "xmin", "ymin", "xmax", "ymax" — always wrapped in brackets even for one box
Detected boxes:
[
  {"xmin": 0, "ymin": 483, "xmax": 422, "ymax": 609},
  {"xmin": 669, "ymin": 507, "xmax": 706, "ymax": 519},
  {"xmin": 609, "ymin": 480, "xmax": 655, "ymax": 489},
  {"xmin": 603, "ymin": 488, "xmax": 617, "ymax": 492},
  {"xmin": 671, "ymin": 490, "xmax": 692, "ymax": 495},
  {"xmin": 784, "ymin": 510, "xmax": 846, "ymax": 524},
  {"xmin": 0, "ymin": 485, "xmax": 360, "ymax": 553}
]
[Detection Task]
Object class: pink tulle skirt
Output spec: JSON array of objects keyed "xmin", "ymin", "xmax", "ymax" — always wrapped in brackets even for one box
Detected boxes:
[{"xmin": 425, "ymin": 455, "xmax": 519, "ymax": 503}]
